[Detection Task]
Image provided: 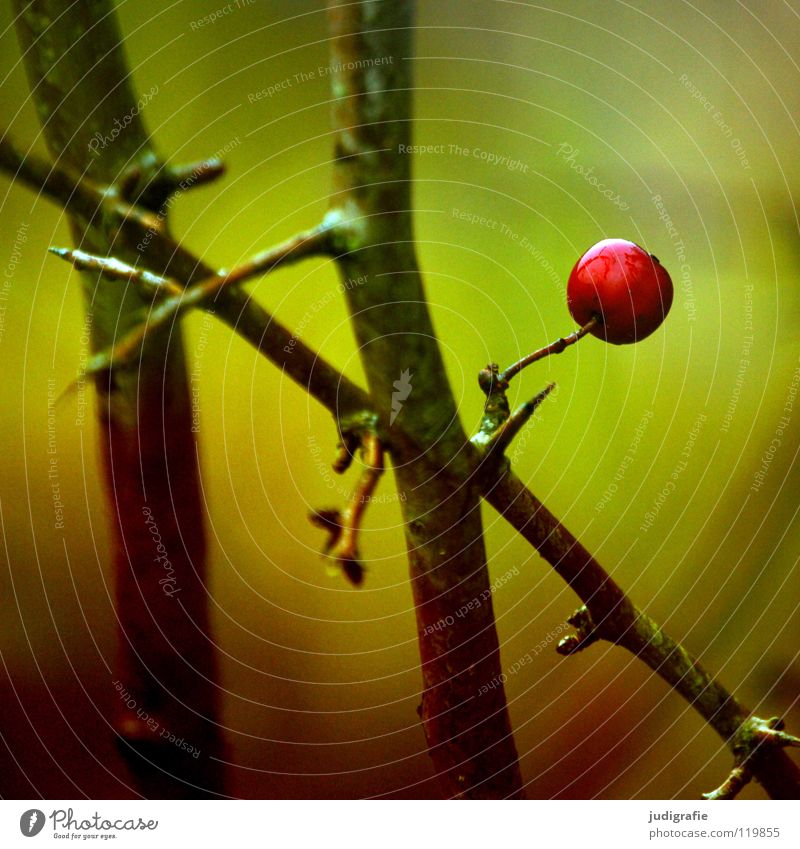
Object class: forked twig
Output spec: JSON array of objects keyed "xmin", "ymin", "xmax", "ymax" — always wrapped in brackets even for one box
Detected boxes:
[
  {"xmin": 703, "ymin": 717, "xmax": 800, "ymax": 800},
  {"xmin": 310, "ymin": 431, "xmax": 384, "ymax": 586}
]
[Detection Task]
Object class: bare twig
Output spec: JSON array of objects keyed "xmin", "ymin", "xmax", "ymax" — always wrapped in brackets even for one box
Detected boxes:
[
  {"xmin": 310, "ymin": 430, "xmax": 384, "ymax": 587},
  {"xmin": 499, "ymin": 317, "xmax": 598, "ymax": 385},
  {"xmin": 49, "ymin": 247, "xmax": 181, "ymax": 297},
  {"xmin": 0, "ymin": 133, "xmax": 161, "ymax": 232},
  {"xmin": 1, "ymin": 132, "xmax": 370, "ymax": 417},
  {"xmin": 54, "ymin": 224, "xmax": 334, "ymax": 374}
]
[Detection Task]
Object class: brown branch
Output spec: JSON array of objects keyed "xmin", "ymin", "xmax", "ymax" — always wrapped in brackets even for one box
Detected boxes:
[
  {"xmin": 0, "ymin": 132, "xmax": 162, "ymax": 232},
  {"xmin": 0, "ymin": 135, "xmax": 371, "ymax": 417},
  {"xmin": 480, "ymin": 464, "xmax": 800, "ymax": 799}
]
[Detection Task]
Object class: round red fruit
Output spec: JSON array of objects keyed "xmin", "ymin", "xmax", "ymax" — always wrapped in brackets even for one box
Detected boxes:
[{"xmin": 566, "ymin": 238, "xmax": 673, "ymax": 344}]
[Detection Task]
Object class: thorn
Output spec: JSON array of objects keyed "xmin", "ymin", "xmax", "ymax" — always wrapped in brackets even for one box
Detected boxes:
[
  {"xmin": 482, "ymin": 382, "xmax": 556, "ymax": 457},
  {"xmin": 55, "ymin": 379, "xmax": 80, "ymax": 407},
  {"xmin": 168, "ymin": 158, "xmax": 226, "ymax": 190},
  {"xmin": 48, "ymin": 246, "xmax": 180, "ymax": 298}
]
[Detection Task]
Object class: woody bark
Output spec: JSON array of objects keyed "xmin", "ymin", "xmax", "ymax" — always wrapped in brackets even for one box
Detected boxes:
[
  {"xmin": 13, "ymin": 0, "xmax": 222, "ymax": 796},
  {"xmin": 325, "ymin": 0, "xmax": 523, "ymax": 797}
]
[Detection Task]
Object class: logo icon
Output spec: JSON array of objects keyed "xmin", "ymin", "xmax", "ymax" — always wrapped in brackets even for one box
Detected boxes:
[
  {"xmin": 390, "ymin": 369, "xmax": 413, "ymax": 425},
  {"xmin": 19, "ymin": 809, "xmax": 46, "ymax": 837}
]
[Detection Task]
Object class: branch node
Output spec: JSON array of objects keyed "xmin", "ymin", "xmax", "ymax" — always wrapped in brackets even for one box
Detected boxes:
[
  {"xmin": 556, "ymin": 606, "xmax": 600, "ymax": 656},
  {"xmin": 478, "ymin": 362, "xmax": 508, "ymax": 398},
  {"xmin": 331, "ymin": 411, "xmax": 378, "ymax": 474},
  {"xmin": 704, "ymin": 715, "xmax": 800, "ymax": 800},
  {"xmin": 474, "ymin": 364, "xmax": 511, "ymax": 447}
]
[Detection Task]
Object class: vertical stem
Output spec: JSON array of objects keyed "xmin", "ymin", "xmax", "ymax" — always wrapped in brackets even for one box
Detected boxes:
[
  {"xmin": 326, "ymin": 1, "xmax": 523, "ymax": 797},
  {"xmin": 14, "ymin": 0, "xmax": 222, "ymax": 796}
]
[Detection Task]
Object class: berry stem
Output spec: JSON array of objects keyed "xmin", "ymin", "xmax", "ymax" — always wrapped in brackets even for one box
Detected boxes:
[{"xmin": 500, "ymin": 317, "xmax": 598, "ymax": 383}]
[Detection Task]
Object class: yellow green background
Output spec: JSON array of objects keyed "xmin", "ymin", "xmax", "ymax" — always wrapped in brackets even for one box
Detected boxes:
[{"xmin": 1, "ymin": 0, "xmax": 798, "ymax": 797}]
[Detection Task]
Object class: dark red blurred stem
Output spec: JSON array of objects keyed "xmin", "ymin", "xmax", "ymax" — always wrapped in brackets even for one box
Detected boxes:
[
  {"xmin": 13, "ymin": 0, "xmax": 222, "ymax": 796},
  {"xmin": 500, "ymin": 317, "xmax": 597, "ymax": 384}
]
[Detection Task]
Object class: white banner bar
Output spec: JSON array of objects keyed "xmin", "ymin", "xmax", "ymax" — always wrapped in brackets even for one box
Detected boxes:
[{"xmin": 2, "ymin": 799, "xmax": 798, "ymax": 848}]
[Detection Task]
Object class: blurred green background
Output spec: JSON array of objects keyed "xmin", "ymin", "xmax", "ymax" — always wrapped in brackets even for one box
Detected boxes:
[{"xmin": 1, "ymin": 0, "xmax": 798, "ymax": 798}]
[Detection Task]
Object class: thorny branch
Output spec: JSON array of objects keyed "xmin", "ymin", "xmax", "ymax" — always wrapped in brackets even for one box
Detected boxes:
[
  {"xmin": 472, "ymin": 345, "xmax": 800, "ymax": 798},
  {"xmin": 480, "ymin": 466, "xmax": 800, "ymax": 799},
  {"xmin": 51, "ymin": 224, "xmax": 333, "ymax": 374},
  {"xmin": 1, "ymin": 129, "xmax": 370, "ymax": 416}
]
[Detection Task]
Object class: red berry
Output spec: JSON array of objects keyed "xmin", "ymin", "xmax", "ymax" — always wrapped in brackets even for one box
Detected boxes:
[{"xmin": 567, "ymin": 238, "xmax": 673, "ymax": 344}]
